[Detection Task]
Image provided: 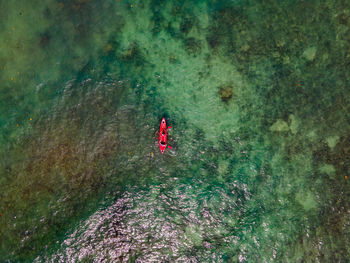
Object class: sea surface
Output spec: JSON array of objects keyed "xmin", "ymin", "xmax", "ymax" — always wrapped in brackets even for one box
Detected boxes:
[{"xmin": 1, "ymin": 0, "xmax": 350, "ymax": 262}]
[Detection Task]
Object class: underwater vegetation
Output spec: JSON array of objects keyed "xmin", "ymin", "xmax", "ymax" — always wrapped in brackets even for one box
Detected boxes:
[
  {"xmin": 218, "ymin": 84, "xmax": 234, "ymax": 103},
  {"xmin": 0, "ymin": 0, "xmax": 350, "ymax": 261}
]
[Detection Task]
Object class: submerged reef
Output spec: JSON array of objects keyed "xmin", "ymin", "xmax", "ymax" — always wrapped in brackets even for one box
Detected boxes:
[
  {"xmin": 218, "ymin": 84, "xmax": 234, "ymax": 103},
  {"xmin": 0, "ymin": 0, "xmax": 350, "ymax": 262}
]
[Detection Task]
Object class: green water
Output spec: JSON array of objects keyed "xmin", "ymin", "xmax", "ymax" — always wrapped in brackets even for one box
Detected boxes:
[{"xmin": 1, "ymin": 0, "xmax": 350, "ymax": 262}]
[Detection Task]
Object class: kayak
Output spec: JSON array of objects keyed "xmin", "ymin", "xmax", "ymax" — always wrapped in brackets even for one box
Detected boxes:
[{"xmin": 159, "ymin": 118, "xmax": 172, "ymax": 154}]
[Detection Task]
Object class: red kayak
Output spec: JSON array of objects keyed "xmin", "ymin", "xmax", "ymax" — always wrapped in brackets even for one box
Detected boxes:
[{"xmin": 159, "ymin": 118, "xmax": 172, "ymax": 154}]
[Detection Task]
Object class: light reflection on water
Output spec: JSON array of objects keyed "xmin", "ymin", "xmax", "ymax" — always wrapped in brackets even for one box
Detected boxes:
[
  {"xmin": 1, "ymin": 0, "xmax": 350, "ymax": 261},
  {"xmin": 39, "ymin": 177, "xmax": 253, "ymax": 262}
]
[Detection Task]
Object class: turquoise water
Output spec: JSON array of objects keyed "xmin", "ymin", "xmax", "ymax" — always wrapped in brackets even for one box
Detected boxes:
[{"xmin": 1, "ymin": 0, "xmax": 350, "ymax": 262}]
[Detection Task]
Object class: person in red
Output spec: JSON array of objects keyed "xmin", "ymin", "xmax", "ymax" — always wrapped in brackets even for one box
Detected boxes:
[{"xmin": 159, "ymin": 118, "xmax": 172, "ymax": 154}]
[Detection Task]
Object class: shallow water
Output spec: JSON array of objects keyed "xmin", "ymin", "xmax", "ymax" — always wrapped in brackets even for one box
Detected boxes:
[{"xmin": 1, "ymin": 0, "xmax": 350, "ymax": 262}]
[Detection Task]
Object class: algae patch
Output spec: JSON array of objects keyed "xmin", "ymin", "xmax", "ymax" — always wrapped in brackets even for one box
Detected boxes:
[
  {"xmin": 270, "ymin": 115, "xmax": 299, "ymax": 133},
  {"xmin": 296, "ymin": 191, "xmax": 318, "ymax": 211},
  {"xmin": 289, "ymin": 114, "xmax": 299, "ymax": 134},
  {"xmin": 269, "ymin": 119, "xmax": 289, "ymax": 132},
  {"xmin": 326, "ymin": 135, "xmax": 339, "ymax": 149},
  {"xmin": 218, "ymin": 85, "xmax": 234, "ymax": 103},
  {"xmin": 318, "ymin": 164, "xmax": 336, "ymax": 177},
  {"xmin": 302, "ymin": 46, "xmax": 317, "ymax": 61}
]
